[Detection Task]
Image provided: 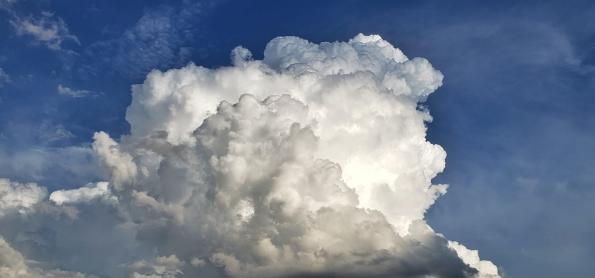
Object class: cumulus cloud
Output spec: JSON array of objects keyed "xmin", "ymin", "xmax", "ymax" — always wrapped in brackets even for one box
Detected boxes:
[
  {"xmin": 0, "ymin": 34, "xmax": 499, "ymax": 277},
  {"xmin": 10, "ymin": 11, "xmax": 80, "ymax": 50},
  {"xmin": 125, "ymin": 34, "xmax": 447, "ymax": 234}
]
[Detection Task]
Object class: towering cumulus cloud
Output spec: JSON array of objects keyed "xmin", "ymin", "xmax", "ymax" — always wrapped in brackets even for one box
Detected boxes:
[{"xmin": 0, "ymin": 34, "xmax": 499, "ymax": 277}]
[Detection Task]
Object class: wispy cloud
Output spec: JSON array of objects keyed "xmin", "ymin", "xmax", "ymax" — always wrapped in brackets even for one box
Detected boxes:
[
  {"xmin": 0, "ymin": 67, "xmax": 10, "ymax": 87},
  {"xmin": 39, "ymin": 122, "xmax": 75, "ymax": 143},
  {"xmin": 0, "ymin": 0, "xmax": 19, "ymax": 11},
  {"xmin": 0, "ymin": 0, "xmax": 17, "ymax": 9},
  {"xmin": 57, "ymin": 84, "xmax": 92, "ymax": 98},
  {"xmin": 80, "ymin": 2, "xmax": 208, "ymax": 78},
  {"xmin": 10, "ymin": 11, "xmax": 80, "ymax": 50}
]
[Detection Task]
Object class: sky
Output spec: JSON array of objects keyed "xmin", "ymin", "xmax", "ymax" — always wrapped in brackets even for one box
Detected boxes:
[{"xmin": 0, "ymin": 0, "xmax": 594, "ymax": 277}]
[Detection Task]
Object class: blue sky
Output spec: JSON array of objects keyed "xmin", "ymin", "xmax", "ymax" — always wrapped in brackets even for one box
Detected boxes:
[{"xmin": 1, "ymin": 0, "xmax": 594, "ymax": 277}]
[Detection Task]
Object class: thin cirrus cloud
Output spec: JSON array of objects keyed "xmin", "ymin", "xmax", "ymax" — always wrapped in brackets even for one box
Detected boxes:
[
  {"xmin": 0, "ymin": 34, "xmax": 500, "ymax": 277},
  {"xmin": 0, "ymin": 67, "xmax": 10, "ymax": 87},
  {"xmin": 9, "ymin": 11, "xmax": 80, "ymax": 51},
  {"xmin": 79, "ymin": 2, "xmax": 207, "ymax": 79}
]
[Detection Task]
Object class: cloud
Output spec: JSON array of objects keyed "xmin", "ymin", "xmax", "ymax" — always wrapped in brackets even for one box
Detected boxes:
[
  {"xmin": 92, "ymin": 132, "xmax": 137, "ymax": 190},
  {"xmin": 0, "ymin": 178, "xmax": 46, "ymax": 217},
  {"xmin": 0, "ymin": 178, "xmax": 126, "ymax": 276},
  {"xmin": 10, "ymin": 11, "xmax": 80, "ymax": 51},
  {"xmin": 57, "ymin": 85, "xmax": 92, "ymax": 98},
  {"xmin": 0, "ymin": 0, "xmax": 18, "ymax": 10},
  {"xmin": 0, "ymin": 34, "xmax": 499, "ymax": 277},
  {"xmin": 128, "ymin": 255, "xmax": 185, "ymax": 278},
  {"xmin": 80, "ymin": 2, "xmax": 207, "ymax": 79},
  {"xmin": 449, "ymin": 241, "xmax": 500, "ymax": 277},
  {"xmin": 49, "ymin": 182, "xmax": 115, "ymax": 206},
  {"xmin": 0, "ymin": 145, "xmax": 100, "ymax": 188},
  {"xmin": 0, "ymin": 67, "xmax": 10, "ymax": 87},
  {"xmin": 125, "ymin": 34, "xmax": 447, "ymax": 234},
  {"xmin": 105, "ymin": 34, "xmax": 496, "ymax": 277},
  {"xmin": 0, "ymin": 236, "xmax": 29, "ymax": 277},
  {"xmin": 0, "ymin": 236, "xmax": 90, "ymax": 278},
  {"xmin": 38, "ymin": 122, "xmax": 75, "ymax": 143}
]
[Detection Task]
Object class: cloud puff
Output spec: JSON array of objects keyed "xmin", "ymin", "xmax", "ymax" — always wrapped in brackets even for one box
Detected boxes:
[
  {"xmin": 0, "ymin": 34, "xmax": 499, "ymax": 277},
  {"xmin": 10, "ymin": 11, "xmax": 79, "ymax": 50}
]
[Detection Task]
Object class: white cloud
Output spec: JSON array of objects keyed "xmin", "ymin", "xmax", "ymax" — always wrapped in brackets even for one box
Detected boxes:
[
  {"xmin": 0, "ymin": 34, "xmax": 500, "ymax": 277},
  {"xmin": 10, "ymin": 12, "xmax": 80, "ymax": 50},
  {"xmin": 94, "ymin": 34, "xmax": 496, "ymax": 277},
  {"xmin": 125, "ymin": 34, "xmax": 447, "ymax": 233},
  {"xmin": 449, "ymin": 241, "xmax": 500, "ymax": 278},
  {"xmin": 57, "ymin": 84, "xmax": 92, "ymax": 98},
  {"xmin": 92, "ymin": 132, "xmax": 137, "ymax": 190},
  {"xmin": 49, "ymin": 182, "xmax": 115, "ymax": 205}
]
